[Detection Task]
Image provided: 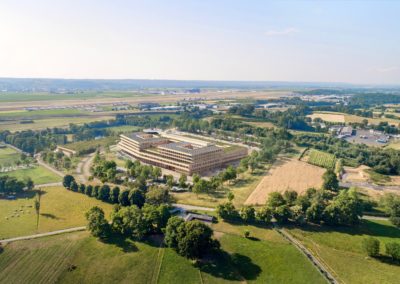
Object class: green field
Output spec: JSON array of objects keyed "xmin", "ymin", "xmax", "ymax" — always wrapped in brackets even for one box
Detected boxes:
[
  {"xmin": 0, "ymin": 186, "xmax": 113, "ymax": 239},
  {"xmin": 0, "ymin": 220, "xmax": 326, "ymax": 283},
  {"xmin": 0, "ymin": 146, "xmax": 20, "ymax": 166},
  {"xmin": 307, "ymin": 149, "xmax": 336, "ymax": 169},
  {"xmin": 286, "ymin": 219, "xmax": 400, "ymax": 284},
  {"xmin": 0, "ymin": 165, "xmax": 61, "ymax": 184},
  {"xmin": 0, "ymin": 116, "xmax": 115, "ymax": 132}
]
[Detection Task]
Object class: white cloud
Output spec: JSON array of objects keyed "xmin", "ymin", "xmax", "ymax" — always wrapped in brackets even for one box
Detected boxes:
[
  {"xmin": 265, "ymin": 27, "xmax": 299, "ymax": 37},
  {"xmin": 369, "ymin": 66, "xmax": 400, "ymax": 73}
]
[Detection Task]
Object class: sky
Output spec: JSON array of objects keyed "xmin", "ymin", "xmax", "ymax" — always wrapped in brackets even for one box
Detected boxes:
[{"xmin": 0, "ymin": 0, "xmax": 399, "ymax": 85}]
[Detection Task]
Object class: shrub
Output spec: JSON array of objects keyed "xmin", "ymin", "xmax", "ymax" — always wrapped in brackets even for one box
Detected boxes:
[
  {"xmin": 385, "ymin": 242, "xmax": 400, "ymax": 261},
  {"xmin": 362, "ymin": 237, "xmax": 380, "ymax": 257}
]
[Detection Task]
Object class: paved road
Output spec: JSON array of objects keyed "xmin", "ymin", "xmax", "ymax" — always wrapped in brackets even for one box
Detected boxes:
[
  {"xmin": 172, "ymin": 203, "xmax": 215, "ymax": 212},
  {"xmin": 35, "ymin": 182, "xmax": 63, "ymax": 188},
  {"xmin": 0, "ymin": 226, "xmax": 86, "ymax": 244},
  {"xmin": 340, "ymin": 181, "xmax": 400, "ymax": 191}
]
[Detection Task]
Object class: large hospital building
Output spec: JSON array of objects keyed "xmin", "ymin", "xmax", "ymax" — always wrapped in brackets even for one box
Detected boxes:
[{"xmin": 118, "ymin": 131, "xmax": 248, "ymax": 175}]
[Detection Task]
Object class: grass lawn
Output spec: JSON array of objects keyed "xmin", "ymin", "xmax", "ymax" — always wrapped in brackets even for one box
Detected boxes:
[
  {"xmin": 0, "ymin": 186, "xmax": 113, "ymax": 239},
  {"xmin": 0, "ymin": 165, "xmax": 61, "ymax": 184},
  {"xmin": 0, "ymin": 146, "xmax": 20, "ymax": 166},
  {"xmin": 0, "ymin": 232, "xmax": 88, "ymax": 284},
  {"xmin": 0, "ymin": 220, "xmax": 326, "ymax": 284},
  {"xmin": 286, "ymin": 219, "xmax": 400, "ymax": 284},
  {"xmin": 106, "ymin": 125, "xmax": 141, "ymax": 133},
  {"xmin": 59, "ymin": 234, "xmax": 160, "ymax": 284}
]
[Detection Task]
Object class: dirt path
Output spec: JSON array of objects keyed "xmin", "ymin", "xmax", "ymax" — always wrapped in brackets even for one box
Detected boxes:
[
  {"xmin": 0, "ymin": 227, "xmax": 86, "ymax": 244},
  {"xmin": 75, "ymin": 153, "xmax": 99, "ymax": 183}
]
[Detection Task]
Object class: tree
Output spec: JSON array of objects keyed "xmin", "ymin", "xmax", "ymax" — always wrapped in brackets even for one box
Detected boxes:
[
  {"xmin": 78, "ymin": 183, "xmax": 86, "ymax": 194},
  {"xmin": 387, "ymin": 198, "xmax": 400, "ymax": 228},
  {"xmin": 118, "ymin": 190, "xmax": 130, "ymax": 206},
  {"xmin": 192, "ymin": 179, "xmax": 209, "ymax": 195},
  {"xmin": 85, "ymin": 206, "xmax": 110, "ymax": 239},
  {"xmin": 98, "ymin": 184, "xmax": 111, "ymax": 201},
  {"xmin": 322, "ymin": 170, "xmax": 339, "ymax": 192},
  {"xmin": 63, "ymin": 175, "xmax": 75, "ymax": 189},
  {"xmin": 110, "ymin": 186, "xmax": 120, "ymax": 203},
  {"xmin": 306, "ymin": 202, "xmax": 325, "ymax": 224},
  {"xmin": 166, "ymin": 175, "xmax": 174, "ymax": 188},
  {"xmin": 283, "ymin": 190, "xmax": 298, "ymax": 205},
  {"xmin": 128, "ymin": 189, "xmax": 145, "ymax": 208},
  {"xmin": 362, "ymin": 237, "xmax": 380, "ymax": 257},
  {"xmin": 179, "ymin": 174, "xmax": 187, "ymax": 188},
  {"xmin": 192, "ymin": 173, "xmax": 201, "ymax": 184},
  {"xmin": 273, "ymin": 205, "xmax": 291, "ymax": 224},
  {"xmin": 142, "ymin": 204, "xmax": 171, "ymax": 233},
  {"xmin": 267, "ymin": 192, "xmax": 286, "ymax": 208},
  {"xmin": 70, "ymin": 181, "xmax": 78, "ymax": 192},
  {"xmin": 164, "ymin": 216, "xmax": 185, "ymax": 248},
  {"xmin": 256, "ymin": 206, "xmax": 273, "ymax": 224},
  {"xmin": 145, "ymin": 187, "xmax": 170, "ymax": 205},
  {"xmin": 85, "ymin": 185, "xmax": 93, "ymax": 196},
  {"xmin": 26, "ymin": 178, "xmax": 34, "ymax": 191},
  {"xmin": 323, "ymin": 188, "xmax": 363, "ymax": 226},
  {"xmin": 239, "ymin": 206, "xmax": 256, "ymax": 223},
  {"xmin": 164, "ymin": 218, "xmax": 217, "ymax": 259},
  {"xmin": 216, "ymin": 202, "xmax": 239, "ymax": 220},
  {"xmin": 385, "ymin": 242, "xmax": 400, "ymax": 261},
  {"xmin": 110, "ymin": 205, "xmax": 148, "ymax": 239},
  {"xmin": 152, "ymin": 167, "xmax": 162, "ymax": 181}
]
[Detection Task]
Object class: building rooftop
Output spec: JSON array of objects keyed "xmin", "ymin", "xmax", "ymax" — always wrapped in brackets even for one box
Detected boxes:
[
  {"xmin": 124, "ymin": 132, "xmax": 168, "ymax": 144},
  {"xmin": 158, "ymin": 141, "xmax": 221, "ymax": 156}
]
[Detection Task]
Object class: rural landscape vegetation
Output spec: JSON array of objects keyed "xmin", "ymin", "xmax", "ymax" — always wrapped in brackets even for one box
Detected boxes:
[{"xmin": 1, "ymin": 1, "xmax": 400, "ymax": 283}]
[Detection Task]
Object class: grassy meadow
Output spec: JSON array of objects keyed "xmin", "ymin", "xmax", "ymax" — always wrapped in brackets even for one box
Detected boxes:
[
  {"xmin": 0, "ymin": 146, "xmax": 20, "ymax": 166},
  {"xmin": 0, "ymin": 165, "xmax": 61, "ymax": 184},
  {"xmin": 0, "ymin": 186, "xmax": 113, "ymax": 239},
  {"xmin": 286, "ymin": 219, "xmax": 400, "ymax": 284},
  {"xmin": 0, "ymin": 220, "xmax": 326, "ymax": 284}
]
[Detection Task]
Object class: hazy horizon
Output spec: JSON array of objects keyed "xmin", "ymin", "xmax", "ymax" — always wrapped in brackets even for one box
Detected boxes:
[{"xmin": 1, "ymin": 0, "xmax": 399, "ymax": 85}]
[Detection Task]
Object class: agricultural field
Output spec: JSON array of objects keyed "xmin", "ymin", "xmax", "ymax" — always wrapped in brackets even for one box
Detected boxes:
[
  {"xmin": 245, "ymin": 158, "xmax": 325, "ymax": 205},
  {"xmin": 306, "ymin": 149, "xmax": 336, "ymax": 169},
  {"xmin": 0, "ymin": 186, "xmax": 113, "ymax": 239},
  {"xmin": 0, "ymin": 165, "xmax": 61, "ymax": 184},
  {"xmin": 286, "ymin": 219, "xmax": 400, "ymax": 284},
  {"xmin": 0, "ymin": 221, "xmax": 325, "ymax": 284}
]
